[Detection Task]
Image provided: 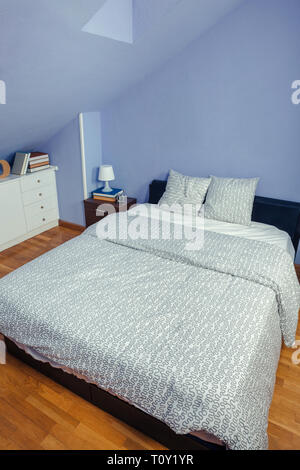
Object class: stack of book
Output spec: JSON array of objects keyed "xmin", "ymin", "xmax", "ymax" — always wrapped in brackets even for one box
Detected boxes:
[
  {"xmin": 27, "ymin": 152, "xmax": 50, "ymax": 173},
  {"xmin": 92, "ymin": 187, "xmax": 124, "ymax": 202},
  {"xmin": 11, "ymin": 151, "xmax": 51, "ymax": 175}
]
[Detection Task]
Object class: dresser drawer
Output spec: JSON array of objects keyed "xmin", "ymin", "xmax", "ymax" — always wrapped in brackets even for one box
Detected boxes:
[
  {"xmin": 20, "ymin": 170, "xmax": 55, "ymax": 193},
  {"xmin": 24, "ymin": 196, "xmax": 58, "ymax": 219},
  {"xmin": 22, "ymin": 185, "xmax": 56, "ymax": 206},
  {"xmin": 25, "ymin": 208, "xmax": 59, "ymax": 232}
]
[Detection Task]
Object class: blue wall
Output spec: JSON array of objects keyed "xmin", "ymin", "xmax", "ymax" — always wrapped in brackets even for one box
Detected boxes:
[
  {"xmin": 102, "ymin": 0, "xmax": 300, "ymax": 207},
  {"xmin": 43, "ymin": 117, "xmax": 85, "ymax": 226},
  {"xmin": 36, "ymin": 0, "xmax": 300, "ymax": 262}
]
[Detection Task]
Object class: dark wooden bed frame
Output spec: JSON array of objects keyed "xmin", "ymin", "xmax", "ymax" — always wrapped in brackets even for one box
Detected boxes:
[{"xmin": 4, "ymin": 180, "xmax": 300, "ymax": 451}]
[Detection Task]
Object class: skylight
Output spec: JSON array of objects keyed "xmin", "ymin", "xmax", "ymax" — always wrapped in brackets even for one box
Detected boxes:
[
  {"xmin": 82, "ymin": 0, "xmax": 183, "ymax": 44},
  {"xmin": 82, "ymin": 0, "xmax": 133, "ymax": 44}
]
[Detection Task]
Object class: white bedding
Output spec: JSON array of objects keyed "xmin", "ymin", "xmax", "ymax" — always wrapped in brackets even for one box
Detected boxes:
[{"xmin": 128, "ymin": 204, "xmax": 295, "ymax": 259}]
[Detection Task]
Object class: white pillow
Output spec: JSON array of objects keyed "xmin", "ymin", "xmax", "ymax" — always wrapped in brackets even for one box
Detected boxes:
[
  {"xmin": 159, "ymin": 169, "xmax": 211, "ymax": 215},
  {"xmin": 204, "ymin": 176, "xmax": 259, "ymax": 226}
]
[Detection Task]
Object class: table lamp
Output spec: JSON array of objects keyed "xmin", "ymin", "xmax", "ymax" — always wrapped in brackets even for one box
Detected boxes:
[{"xmin": 98, "ymin": 165, "xmax": 115, "ymax": 193}]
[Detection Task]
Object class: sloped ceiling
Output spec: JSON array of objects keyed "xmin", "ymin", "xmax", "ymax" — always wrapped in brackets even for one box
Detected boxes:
[{"xmin": 0, "ymin": 0, "xmax": 244, "ymax": 158}]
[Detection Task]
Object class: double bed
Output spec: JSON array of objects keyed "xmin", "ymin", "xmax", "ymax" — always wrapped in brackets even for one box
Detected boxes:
[{"xmin": 0, "ymin": 180, "xmax": 300, "ymax": 450}]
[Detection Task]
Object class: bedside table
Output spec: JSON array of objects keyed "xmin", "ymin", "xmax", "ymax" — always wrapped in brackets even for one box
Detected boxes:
[{"xmin": 84, "ymin": 197, "xmax": 137, "ymax": 227}]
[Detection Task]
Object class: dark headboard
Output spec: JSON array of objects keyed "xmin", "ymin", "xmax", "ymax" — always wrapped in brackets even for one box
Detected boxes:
[{"xmin": 149, "ymin": 180, "xmax": 300, "ymax": 255}]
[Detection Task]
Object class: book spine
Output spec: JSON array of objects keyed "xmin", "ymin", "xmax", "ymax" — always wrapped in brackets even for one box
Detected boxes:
[
  {"xmin": 94, "ymin": 191, "xmax": 123, "ymax": 198},
  {"xmin": 27, "ymin": 165, "xmax": 50, "ymax": 173},
  {"xmin": 93, "ymin": 197, "xmax": 117, "ymax": 202},
  {"xmin": 29, "ymin": 161, "xmax": 49, "ymax": 169},
  {"xmin": 29, "ymin": 157, "xmax": 49, "ymax": 164},
  {"xmin": 23, "ymin": 154, "xmax": 30, "ymax": 174},
  {"xmin": 20, "ymin": 154, "xmax": 27, "ymax": 175},
  {"xmin": 20, "ymin": 153, "xmax": 30, "ymax": 175},
  {"xmin": 30, "ymin": 153, "xmax": 49, "ymax": 159}
]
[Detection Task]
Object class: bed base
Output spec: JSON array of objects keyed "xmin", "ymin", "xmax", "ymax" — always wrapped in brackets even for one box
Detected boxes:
[{"xmin": 4, "ymin": 337, "xmax": 225, "ymax": 451}]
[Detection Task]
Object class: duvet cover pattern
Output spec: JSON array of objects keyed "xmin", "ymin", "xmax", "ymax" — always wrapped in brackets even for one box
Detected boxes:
[{"xmin": 0, "ymin": 214, "xmax": 299, "ymax": 449}]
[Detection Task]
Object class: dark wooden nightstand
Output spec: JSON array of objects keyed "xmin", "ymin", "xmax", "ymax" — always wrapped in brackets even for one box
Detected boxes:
[{"xmin": 84, "ymin": 197, "xmax": 137, "ymax": 227}]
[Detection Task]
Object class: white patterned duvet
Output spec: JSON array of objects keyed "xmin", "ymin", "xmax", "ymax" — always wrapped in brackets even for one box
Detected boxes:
[{"xmin": 0, "ymin": 212, "xmax": 299, "ymax": 449}]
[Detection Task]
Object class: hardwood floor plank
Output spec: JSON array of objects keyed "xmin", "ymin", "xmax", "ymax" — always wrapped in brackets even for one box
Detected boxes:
[
  {"xmin": 40, "ymin": 434, "xmax": 68, "ymax": 451},
  {"xmin": 0, "ymin": 227, "xmax": 299, "ymax": 450},
  {"xmin": 36, "ymin": 382, "xmax": 76, "ymax": 413},
  {"xmin": 0, "ymin": 389, "xmax": 56, "ymax": 433},
  {"xmin": 50, "ymin": 423, "xmax": 101, "ymax": 451},
  {"xmin": 26, "ymin": 394, "xmax": 80, "ymax": 431},
  {"xmin": 74, "ymin": 422, "xmax": 126, "ymax": 450},
  {"xmin": 0, "ymin": 397, "xmax": 48, "ymax": 442},
  {"xmin": 111, "ymin": 420, "xmax": 167, "ymax": 451},
  {"xmin": 0, "ymin": 433, "xmax": 22, "ymax": 450}
]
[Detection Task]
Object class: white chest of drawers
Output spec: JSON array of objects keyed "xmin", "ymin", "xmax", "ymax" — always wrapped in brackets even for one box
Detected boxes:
[{"xmin": 0, "ymin": 166, "xmax": 59, "ymax": 252}]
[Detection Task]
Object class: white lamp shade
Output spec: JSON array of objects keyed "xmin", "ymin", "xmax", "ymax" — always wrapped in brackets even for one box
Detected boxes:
[{"xmin": 98, "ymin": 165, "xmax": 115, "ymax": 182}]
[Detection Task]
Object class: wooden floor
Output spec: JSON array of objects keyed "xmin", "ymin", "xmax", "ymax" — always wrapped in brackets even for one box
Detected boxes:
[{"xmin": 0, "ymin": 226, "xmax": 299, "ymax": 450}]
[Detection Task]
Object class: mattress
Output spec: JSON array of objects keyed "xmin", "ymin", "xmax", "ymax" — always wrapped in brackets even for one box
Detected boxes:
[{"xmin": 128, "ymin": 204, "xmax": 295, "ymax": 259}]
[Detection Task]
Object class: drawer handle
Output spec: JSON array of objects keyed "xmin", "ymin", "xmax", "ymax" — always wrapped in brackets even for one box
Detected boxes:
[
  {"xmin": 39, "ymin": 193, "xmax": 42, "ymax": 197},
  {"xmin": 42, "ymin": 218, "xmax": 46, "ymax": 222},
  {"xmin": 41, "ymin": 206, "xmax": 44, "ymax": 209},
  {"xmin": 37, "ymin": 179, "xmax": 41, "ymax": 183}
]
